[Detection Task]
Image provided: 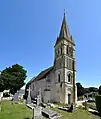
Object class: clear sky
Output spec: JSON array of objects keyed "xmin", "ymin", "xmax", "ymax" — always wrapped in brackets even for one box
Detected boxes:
[{"xmin": 0, "ymin": 0, "xmax": 101, "ymax": 88}]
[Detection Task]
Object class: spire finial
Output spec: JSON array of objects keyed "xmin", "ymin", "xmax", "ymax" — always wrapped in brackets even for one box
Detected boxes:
[
  {"xmin": 64, "ymin": 9, "xmax": 67, "ymax": 17},
  {"xmin": 58, "ymin": 9, "xmax": 70, "ymax": 39},
  {"xmin": 64, "ymin": 9, "xmax": 66, "ymax": 16}
]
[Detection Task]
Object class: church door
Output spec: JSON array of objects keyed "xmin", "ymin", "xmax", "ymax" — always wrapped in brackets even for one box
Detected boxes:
[{"xmin": 68, "ymin": 94, "xmax": 71, "ymax": 104}]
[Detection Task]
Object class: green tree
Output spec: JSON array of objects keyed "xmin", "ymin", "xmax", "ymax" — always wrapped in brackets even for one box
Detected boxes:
[
  {"xmin": 1, "ymin": 64, "xmax": 27, "ymax": 94},
  {"xmin": 98, "ymin": 85, "xmax": 101, "ymax": 95},
  {"xmin": 84, "ymin": 88, "xmax": 90, "ymax": 94},
  {"xmin": 88, "ymin": 87, "xmax": 98, "ymax": 92},
  {"xmin": 76, "ymin": 82, "xmax": 85, "ymax": 97},
  {"xmin": 0, "ymin": 76, "xmax": 4, "ymax": 92}
]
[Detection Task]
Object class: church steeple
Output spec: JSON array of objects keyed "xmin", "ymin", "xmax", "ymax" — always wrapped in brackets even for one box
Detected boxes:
[
  {"xmin": 55, "ymin": 12, "xmax": 72, "ymax": 47},
  {"xmin": 59, "ymin": 12, "xmax": 70, "ymax": 39}
]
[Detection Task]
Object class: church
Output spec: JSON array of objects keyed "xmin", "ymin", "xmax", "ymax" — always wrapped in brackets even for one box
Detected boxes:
[{"xmin": 25, "ymin": 13, "xmax": 77, "ymax": 104}]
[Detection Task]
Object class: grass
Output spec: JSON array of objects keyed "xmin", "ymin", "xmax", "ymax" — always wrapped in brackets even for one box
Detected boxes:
[
  {"xmin": 0, "ymin": 101, "xmax": 32, "ymax": 119},
  {"xmin": 0, "ymin": 101, "xmax": 100, "ymax": 119},
  {"xmin": 51, "ymin": 107, "xmax": 101, "ymax": 119},
  {"xmin": 56, "ymin": 103, "xmax": 70, "ymax": 107}
]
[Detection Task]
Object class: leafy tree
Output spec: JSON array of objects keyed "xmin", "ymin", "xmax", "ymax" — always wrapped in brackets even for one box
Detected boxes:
[
  {"xmin": 96, "ymin": 95, "xmax": 101, "ymax": 115},
  {"xmin": 1, "ymin": 64, "xmax": 27, "ymax": 94},
  {"xmin": 98, "ymin": 85, "xmax": 101, "ymax": 95},
  {"xmin": 0, "ymin": 76, "xmax": 4, "ymax": 92},
  {"xmin": 84, "ymin": 88, "xmax": 90, "ymax": 94},
  {"xmin": 88, "ymin": 87, "xmax": 98, "ymax": 92},
  {"xmin": 76, "ymin": 82, "xmax": 85, "ymax": 97}
]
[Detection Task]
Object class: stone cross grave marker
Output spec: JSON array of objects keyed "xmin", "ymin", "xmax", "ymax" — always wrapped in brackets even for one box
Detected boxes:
[
  {"xmin": 27, "ymin": 87, "xmax": 32, "ymax": 104},
  {"xmin": 33, "ymin": 88, "xmax": 42, "ymax": 119}
]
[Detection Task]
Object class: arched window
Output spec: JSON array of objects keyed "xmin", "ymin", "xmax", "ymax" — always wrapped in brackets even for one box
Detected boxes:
[
  {"xmin": 58, "ymin": 74, "xmax": 60, "ymax": 82},
  {"xmin": 68, "ymin": 74, "xmax": 71, "ymax": 82},
  {"xmin": 67, "ymin": 46, "xmax": 69, "ymax": 54},
  {"xmin": 71, "ymin": 48, "xmax": 73, "ymax": 57},
  {"xmin": 61, "ymin": 47, "xmax": 62, "ymax": 54},
  {"xmin": 66, "ymin": 58, "xmax": 68, "ymax": 68}
]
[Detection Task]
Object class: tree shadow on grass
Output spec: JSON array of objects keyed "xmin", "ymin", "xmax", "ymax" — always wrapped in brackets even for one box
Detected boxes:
[
  {"xmin": 89, "ymin": 111, "xmax": 101, "ymax": 117},
  {"xmin": 23, "ymin": 117, "xmax": 35, "ymax": 119},
  {"xmin": 23, "ymin": 117, "xmax": 30, "ymax": 119}
]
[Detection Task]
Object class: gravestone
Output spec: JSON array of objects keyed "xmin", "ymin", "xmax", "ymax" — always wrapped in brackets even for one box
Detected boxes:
[
  {"xmin": 38, "ymin": 88, "xmax": 42, "ymax": 105},
  {"xmin": 13, "ymin": 92, "xmax": 19, "ymax": 104},
  {"xmin": 42, "ymin": 108, "xmax": 62, "ymax": 119},
  {"xmin": 37, "ymin": 88, "xmax": 42, "ymax": 106},
  {"xmin": 26, "ymin": 87, "xmax": 32, "ymax": 104},
  {"xmin": 33, "ymin": 106, "xmax": 42, "ymax": 119},
  {"xmin": 33, "ymin": 88, "xmax": 42, "ymax": 119}
]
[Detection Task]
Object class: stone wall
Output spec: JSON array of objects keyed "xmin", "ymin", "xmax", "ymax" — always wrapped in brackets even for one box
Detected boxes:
[{"xmin": 30, "ymin": 69, "xmax": 58, "ymax": 103}]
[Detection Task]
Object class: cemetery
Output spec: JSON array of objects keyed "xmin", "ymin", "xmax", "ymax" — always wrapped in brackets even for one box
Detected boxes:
[
  {"xmin": 0, "ymin": 1, "xmax": 101, "ymax": 119},
  {"xmin": 0, "ymin": 84, "xmax": 101, "ymax": 119},
  {"xmin": 0, "ymin": 100, "xmax": 101, "ymax": 119},
  {"xmin": 0, "ymin": 78, "xmax": 101, "ymax": 119}
]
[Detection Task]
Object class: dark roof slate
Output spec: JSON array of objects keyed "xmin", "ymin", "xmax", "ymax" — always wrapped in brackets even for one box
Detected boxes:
[
  {"xmin": 33, "ymin": 66, "xmax": 53, "ymax": 82},
  {"xmin": 55, "ymin": 13, "xmax": 75, "ymax": 47},
  {"xmin": 27, "ymin": 76, "xmax": 36, "ymax": 85},
  {"xmin": 27, "ymin": 66, "xmax": 53, "ymax": 86}
]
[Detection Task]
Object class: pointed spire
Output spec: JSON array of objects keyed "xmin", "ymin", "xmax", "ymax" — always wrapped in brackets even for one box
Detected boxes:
[
  {"xmin": 54, "ymin": 11, "xmax": 73, "ymax": 47},
  {"xmin": 59, "ymin": 10, "xmax": 70, "ymax": 39}
]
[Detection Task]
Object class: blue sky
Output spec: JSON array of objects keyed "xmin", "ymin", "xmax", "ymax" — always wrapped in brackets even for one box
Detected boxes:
[{"xmin": 0, "ymin": 0, "xmax": 101, "ymax": 88}]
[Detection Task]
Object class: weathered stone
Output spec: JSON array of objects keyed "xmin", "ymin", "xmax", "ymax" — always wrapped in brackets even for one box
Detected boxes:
[
  {"xmin": 26, "ymin": 87, "xmax": 32, "ymax": 104},
  {"xmin": 25, "ymin": 13, "xmax": 77, "ymax": 105},
  {"xmin": 33, "ymin": 107, "xmax": 42, "ymax": 119},
  {"xmin": 42, "ymin": 108, "xmax": 62, "ymax": 119},
  {"xmin": 13, "ymin": 93, "xmax": 19, "ymax": 103}
]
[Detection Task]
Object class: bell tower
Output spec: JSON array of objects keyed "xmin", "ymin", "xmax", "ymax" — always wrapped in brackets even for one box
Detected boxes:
[{"xmin": 54, "ymin": 12, "xmax": 76, "ymax": 104}]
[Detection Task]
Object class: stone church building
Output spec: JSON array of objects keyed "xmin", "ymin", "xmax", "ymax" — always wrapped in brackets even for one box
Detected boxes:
[{"xmin": 25, "ymin": 13, "xmax": 77, "ymax": 104}]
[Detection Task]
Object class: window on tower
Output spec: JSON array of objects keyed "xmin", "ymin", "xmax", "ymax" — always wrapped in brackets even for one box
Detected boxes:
[
  {"xmin": 58, "ymin": 49, "xmax": 60, "ymax": 55},
  {"xmin": 58, "ymin": 74, "xmax": 60, "ymax": 82},
  {"xmin": 69, "ymin": 47, "xmax": 71, "ymax": 56},
  {"xmin": 67, "ymin": 58, "xmax": 68, "ymax": 68},
  {"xmin": 68, "ymin": 74, "xmax": 71, "ymax": 82},
  {"xmin": 69, "ymin": 58, "xmax": 71, "ymax": 69},
  {"xmin": 61, "ymin": 47, "xmax": 62, "ymax": 54},
  {"xmin": 71, "ymin": 59, "xmax": 73, "ymax": 70},
  {"xmin": 67, "ymin": 46, "xmax": 69, "ymax": 54},
  {"xmin": 70, "ymin": 47, "xmax": 73, "ymax": 57}
]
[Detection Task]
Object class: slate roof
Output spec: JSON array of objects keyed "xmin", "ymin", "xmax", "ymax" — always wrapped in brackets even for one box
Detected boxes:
[
  {"xmin": 27, "ymin": 66, "xmax": 53, "ymax": 86},
  {"xmin": 27, "ymin": 76, "xmax": 36, "ymax": 85},
  {"xmin": 54, "ymin": 12, "xmax": 75, "ymax": 47},
  {"xmin": 33, "ymin": 66, "xmax": 53, "ymax": 82}
]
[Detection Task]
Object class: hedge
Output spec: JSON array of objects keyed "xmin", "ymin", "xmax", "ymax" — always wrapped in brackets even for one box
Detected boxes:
[{"xmin": 95, "ymin": 95, "xmax": 101, "ymax": 114}]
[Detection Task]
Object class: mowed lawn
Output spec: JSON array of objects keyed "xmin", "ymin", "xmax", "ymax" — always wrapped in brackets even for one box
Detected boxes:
[
  {"xmin": 0, "ymin": 101, "xmax": 100, "ymax": 119},
  {"xmin": 51, "ymin": 107, "xmax": 100, "ymax": 119},
  {"xmin": 0, "ymin": 101, "xmax": 32, "ymax": 119}
]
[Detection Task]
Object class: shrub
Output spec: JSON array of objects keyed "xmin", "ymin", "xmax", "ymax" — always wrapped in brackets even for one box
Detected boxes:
[{"xmin": 95, "ymin": 95, "xmax": 101, "ymax": 114}]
